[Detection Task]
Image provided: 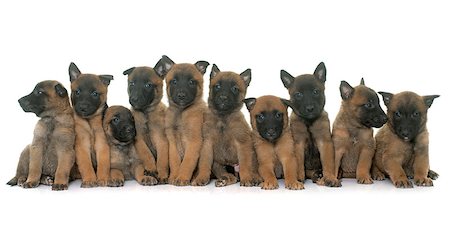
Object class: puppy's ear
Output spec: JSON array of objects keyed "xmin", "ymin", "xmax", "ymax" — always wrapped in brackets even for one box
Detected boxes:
[
  {"xmin": 195, "ymin": 61, "xmax": 210, "ymax": 75},
  {"xmin": 54, "ymin": 83, "xmax": 68, "ymax": 97},
  {"xmin": 423, "ymin": 95, "xmax": 440, "ymax": 108},
  {"xmin": 280, "ymin": 98, "xmax": 292, "ymax": 108},
  {"xmin": 378, "ymin": 92, "xmax": 394, "ymax": 107},
  {"xmin": 154, "ymin": 55, "xmax": 175, "ymax": 78},
  {"xmin": 280, "ymin": 70, "xmax": 294, "ymax": 89},
  {"xmin": 240, "ymin": 69, "xmax": 252, "ymax": 87},
  {"xmin": 99, "ymin": 75, "xmax": 113, "ymax": 86},
  {"xmin": 210, "ymin": 64, "xmax": 220, "ymax": 80},
  {"xmin": 340, "ymin": 81, "xmax": 354, "ymax": 100},
  {"xmin": 69, "ymin": 62, "xmax": 81, "ymax": 82},
  {"xmin": 360, "ymin": 77, "xmax": 365, "ymax": 86},
  {"xmin": 313, "ymin": 62, "xmax": 326, "ymax": 83},
  {"xmin": 243, "ymin": 98, "xmax": 256, "ymax": 111},
  {"xmin": 123, "ymin": 67, "xmax": 135, "ymax": 76}
]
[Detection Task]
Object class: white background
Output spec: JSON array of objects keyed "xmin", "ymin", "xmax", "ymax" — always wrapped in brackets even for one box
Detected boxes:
[{"xmin": 1, "ymin": 0, "xmax": 449, "ymax": 242}]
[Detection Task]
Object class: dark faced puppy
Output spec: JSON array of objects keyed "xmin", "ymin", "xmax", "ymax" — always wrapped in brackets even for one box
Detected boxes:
[
  {"xmin": 156, "ymin": 55, "xmax": 210, "ymax": 186},
  {"xmin": 332, "ymin": 78, "xmax": 387, "ymax": 184},
  {"xmin": 280, "ymin": 62, "xmax": 340, "ymax": 187},
  {"xmin": 372, "ymin": 91, "xmax": 439, "ymax": 188},
  {"xmin": 103, "ymin": 106, "xmax": 158, "ymax": 186},
  {"xmin": 69, "ymin": 62, "xmax": 113, "ymax": 187},
  {"xmin": 196, "ymin": 64, "xmax": 261, "ymax": 187},
  {"xmin": 244, "ymin": 95, "xmax": 304, "ymax": 190},
  {"xmin": 123, "ymin": 58, "xmax": 169, "ymax": 183},
  {"xmin": 7, "ymin": 80, "xmax": 75, "ymax": 190}
]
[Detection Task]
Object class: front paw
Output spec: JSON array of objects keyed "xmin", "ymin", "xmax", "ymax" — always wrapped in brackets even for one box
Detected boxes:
[
  {"xmin": 414, "ymin": 177, "xmax": 433, "ymax": 187},
  {"xmin": 22, "ymin": 181, "xmax": 39, "ymax": 188},
  {"xmin": 108, "ymin": 178, "xmax": 124, "ymax": 187},
  {"xmin": 317, "ymin": 177, "xmax": 342, "ymax": 187},
  {"xmin": 41, "ymin": 176, "xmax": 54, "ymax": 186},
  {"xmin": 393, "ymin": 178, "xmax": 413, "ymax": 188},
  {"xmin": 81, "ymin": 180, "xmax": 98, "ymax": 188},
  {"xmin": 372, "ymin": 171, "xmax": 385, "ymax": 181},
  {"xmin": 191, "ymin": 175, "xmax": 210, "ymax": 186},
  {"xmin": 285, "ymin": 180, "xmax": 305, "ymax": 190},
  {"xmin": 261, "ymin": 179, "xmax": 279, "ymax": 190},
  {"xmin": 157, "ymin": 176, "xmax": 169, "ymax": 185},
  {"xmin": 172, "ymin": 176, "xmax": 190, "ymax": 186},
  {"xmin": 52, "ymin": 184, "xmax": 68, "ymax": 191},
  {"xmin": 428, "ymin": 170, "xmax": 439, "ymax": 180},
  {"xmin": 357, "ymin": 175, "xmax": 373, "ymax": 184},
  {"xmin": 240, "ymin": 174, "xmax": 263, "ymax": 187},
  {"xmin": 144, "ymin": 169, "xmax": 157, "ymax": 178},
  {"xmin": 215, "ymin": 174, "xmax": 238, "ymax": 187},
  {"xmin": 311, "ymin": 171, "xmax": 323, "ymax": 183}
]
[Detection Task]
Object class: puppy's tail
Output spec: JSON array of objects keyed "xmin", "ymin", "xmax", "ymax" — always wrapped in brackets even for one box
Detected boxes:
[{"xmin": 6, "ymin": 177, "xmax": 18, "ymax": 186}]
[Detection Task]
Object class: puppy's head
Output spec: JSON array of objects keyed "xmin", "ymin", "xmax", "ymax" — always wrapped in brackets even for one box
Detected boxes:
[
  {"xmin": 244, "ymin": 95, "xmax": 289, "ymax": 143},
  {"xmin": 280, "ymin": 62, "xmax": 327, "ymax": 121},
  {"xmin": 208, "ymin": 64, "xmax": 251, "ymax": 115},
  {"xmin": 379, "ymin": 91, "xmax": 439, "ymax": 142},
  {"xmin": 123, "ymin": 58, "xmax": 167, "ymax": 111},
  {"xmin": 19, "ymin": 80, "xmax": 70, "ymax": 117},
  {"xmin": 103, "ymin": 106, "xmax": 136, "ymax": 145},
  {"xmin": 339, "ymin": 78, "xmax": 387, "ymax": 128},
  {"xmin": 156, "ymin": 55, "xmax": 209, "ymax": 109},
  {"xmin": 69, "ymin": 62, "xmax": 113, "ymax": 118}
]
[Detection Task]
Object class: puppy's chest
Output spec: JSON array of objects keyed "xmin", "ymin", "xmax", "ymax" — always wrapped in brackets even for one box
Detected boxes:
[
  {"xmin": 110, "ymin": 144, "xmax": 132, "ymax": 168},
  {"xmin": 212, "ymin": 120, "xmax": 238, "ymax": 162}
]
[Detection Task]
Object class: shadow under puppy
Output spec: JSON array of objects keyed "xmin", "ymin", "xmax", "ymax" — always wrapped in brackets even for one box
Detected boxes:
[
  {"xmin": 69, "ymin": 62, "xmax": 113, "ymax": 187},
  {"xmin": 197, "ymin": 64, "xmax": 261, "ymax": 187},
  {"xmin": 372, "ymin": 91, "xmax": 439, "ymax": 188},
  {"xmin": 122, "ymin": 58, "xmax": 169, "ymax": 184},
  {"xmin": 244, "ymin": 95, "xmax": 304, "ymax": 190},
  {"xmin": 332, "ymin": 78, "xmax": 387, "ymax": 184},
  {"xmin": 7, "ymin": 80, "xmax": 75, "ymax": 190},
  {"xmin": 280, "ymin": 62, "xmax": 340, "ymax": 187},
  {"xmin": 157, "ymin": 55, "xmax": 210, "ymax": 186},
  {"xmin": 103, "ymin": 106, "xmax": 158, "ymax": 186}
]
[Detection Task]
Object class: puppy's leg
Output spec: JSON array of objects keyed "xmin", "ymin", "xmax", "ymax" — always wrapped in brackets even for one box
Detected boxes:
[
  {"xmin": 74, "ymin": 123, "xmax": 97, "ymax": 188},
  {"xmin": 166, "ymin": 110, "xmax": 181, "ymax": 184},
  {"xmin": 356, "ymin": 147, "xmax": 375, "ymax": 184},
  {"xmin": 191, "ymin": 140, "xmax": 212, "ymax": 186},
  {"xmin": 134, "ymin": 137, "xmax": 157, "ymax": 177},
  {"xmin": 384, "ymin": 154, "xmax": 412, "ymax": 188},
  {"xmin": 90, "ymin": 116, "xmax": 111, "ymax": 187},
  {"xmin": 256, "ymin": 141, "xmax": 278, "ymax": 190},
  {"xmin": 316, "ymin": 139, "xmax": 341, "ymax": 187},
  {"xmin": 413, "ymin": 135, "xmax": 433, "ymax": 186},
  {"xmin": 132, "ymin": 163, "xmax": 158, "ymax": 186},
  {"xmin": 212, "ymin": 162, "xmax": 237, "ymax": 187},
  {"xmin": 53, "ymin": 143, "xmax": 75, "ymax": 191},
  {"xmin": 152, "ymin": 129, "xmax": 170, "ymax": 184},
  {"xmin": 236, "ymin": 139, "xmax": 260, "ymax": 186},
  {"xmin": 293, "ymin": 142, "xmax": 306, "ymax": 182},
  {"xmin": 276, "ymin": 136, "xmax": 304, "ymax": 190},
  {"xmin": 7, "ymin": 145, "xmax": 30, "ymax": 186},
  {"xmin": 23, "ymin": 121, "xmax": 47, "ymax": 188},
  {"xmin": 108, "ymin": 169, "xmax": 125, "ymax": 187}
]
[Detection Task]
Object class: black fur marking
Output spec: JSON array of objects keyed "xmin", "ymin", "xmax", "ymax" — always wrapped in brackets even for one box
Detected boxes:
[
  {"xmin": 290, "ymin": 77, "xmax": 325, "ymax": 121},
  {"xmin": 392, "ymin": 102, "xmax": 422, "ymax": 141},
  {"xmin": 71, "ymin": 78, "xmax": 102, "ymax": 117},
  {"xmin": 255, "ymin": 109, "xmax": 284, "ymax": 143},
  {"xmin": 211, "ymin": 79, "xmax": 241, "ymax": 115},
  {"xmin": 358, "ymin": 91, "xmax": 387, "ymax": 128},
  {"xmin": 110, "ymin": 109, "xmax": 136, "ymax": 144},
  {"xmin": 127, "ymin": 71, "xmax": 156, "ymax": 111},
  {"xmin": 18, "ymin": 84, "xmax": 48, "ymax": 117},
  {"xmin": 169, "ymin": 72, "xmax": 198, "ymax": 108}
]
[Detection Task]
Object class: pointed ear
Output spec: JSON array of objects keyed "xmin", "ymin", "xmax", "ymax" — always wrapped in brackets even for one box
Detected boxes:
[
  {"xmin": 243, "ymin": 98, "xmax": 256, "ymax": 111},
  {"xmin": 69, "ymin": 62, "xmax": 81, "ymax": 82},
  {"xmin": 378, "ymin": 92, "xmax": 394, "ymax": 107},
  {"xmin": 313, "ymin": 62, "xmax": 326, "ymax": 83},
  {"xmin": 360, "ymin": 78, "xmax": 365, "ymax": 85},
  {"xmin": 340, "ymin": 81, "xmax": 354, "ymax": 100},
  {"xmin": 423, "ymin": 95, "xmax": 440, "ymax": 108},
  {"xmin": 123, "ymin": 67, "xmax": 135, "ymax": 76},
  {"xmin": 280, "ymin": 70, "xmax": 294, "ymax": 89},
  {"xmin": 54, "ymin": 83, "xmax": 68, "ymax": 97},
  {"xmin": 210, "ymin": 64, "xmax": 220, "ymax": 80},
  {"xmin": 99, "ymin": 75, "xmax": 113, "ymax": 86},
  {"xmin": 240, "ymin": 69, "xmax": 252, "ymax": 87},
  {"xmin": 154, "ymin": 55, "xmax": 175, "ymax": 78},
  {"xmin": 280, "ymin": 98, "xmax": 293, "ymax": 108},
  {"xmin": 195, "ymin": 61, "xmax": 210, "ymax": 75}
]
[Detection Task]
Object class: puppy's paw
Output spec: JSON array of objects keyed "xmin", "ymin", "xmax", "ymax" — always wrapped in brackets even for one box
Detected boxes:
[
  {"xmin": 80, "ymin": 180, "xmax": 98, "ymax": 188},
  {"xmin": 428, "ymin": 170, "xmax": 439, "ymax": 180},
  {"xmin": 357, "ymin": 176, "xmax": 373, "ymax": 185},
  {"xmin": 215, "ymin": 174, "xmax": 238, "ymax": 187},
  {"xmin": 191, "ymin": 175, "xmax": 210, "ymax": 186},
  {"xmin": 108, "ymin": 178, "xmax": 124, "ymax": 187},
  {"xmin": 139, "ymin": 176, "xmax": 158, "ymax": 186},
  {"xmin": 172, "ymin": 177, "xmax": 190, "ymax": 186},
  {"xmin": 261, "ymin": 179, "xmax": 279, "ymax": 190},
  {"xmin": 157, "ymin": 176, "xmax": 169, "ymax": 185},
  {"xmin": 372, "ymin": 171, "xmax": 385, "ymax": 181},
  {"xmin": 52, "ymin": 184, "xmax": 68, "ymax": 191},
  {"xmin": 144, "ymin": 169, "xmax": 157, "ymax": 178},
  {"xmin": 285, "ymin": 180, "xmax": 305, "ymax": 190},
  {"xmin": 22, "ymin": 180, "xmax": 39, "ymax": 188},
  {"xmin": 96, "ymin": 179, "xmax": 108, "ymax": 187},
  {"xmin": 40, "ymin": 176, "xmax": 54, "ymax": 186},
  {"xmin": 414, "ymin": 177, "xmax": 433, "ymax": 187},
  {"xmin": 311, "ymin": 171, "xmax": 323, "ymax": 183},
  {"xmin": 317, "ymin": 177, "xmax": 342, "ymax": 187},
  {"xmin": 393, "ymin": 178, "xmax": 413, "ymax": 188},
  {"xmin": 17, "ymin": 177, "xmax": 27, "ymax": 187}
]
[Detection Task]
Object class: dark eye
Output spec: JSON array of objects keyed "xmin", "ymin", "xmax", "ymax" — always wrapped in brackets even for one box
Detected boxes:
[
  {"xmin": 214, "ymin": 84, "xmax": 221, "ymax": 91},
  {"xmin": 91, "ymin": 91, "xmax": 99, "ymax": 97},
  {"xmin": 112, "ymin": 117, "xmax": 120, "ymax": 124},
  {"xmin": 231, "ymin": 86, "xmax": 239, "ymax": 94},
  {"xmin": 412, "ymin": 111, "xmax": 420, "ymax": 118},
  {"xmin": 170, "ymin": 79, "xmax": 177, "ymax": 85},
  {"xmin": 364, "ymin": 103, "xmax": 374, "ymax": 109},
  {"xmin": 189, "ymin": 79, "xmax": 197, "ymax": 86},
  {"xmin": 145, "ymin": 83, "xmax": 153, "ymax": 89},
  {"xmin": 394, "ymin": 111, "xmax": 401, "ymax": 118},
  {"xmin": 313, "ymin": 89, "xmax": 320, "ymax": 95},
  {"xmin": 36, "ymin": 90, "xmax": 44, "ymax": 95},
  {"xmin": 129, "ymin": 81, "xmax": 135, "ymax": 87},
  {"xmin": 256, "ymin": 114, "xmax": 265, "ymax": 123},
  {"xmin": 275, "ymin": 112, "xmax": 283, "ymax": 120},
  {"xmin": 74, "ymin": 89, "xmax": 81, "ymax": 96},
  {"xmin": 294, "ymin": 92, "xmax": 303, "ymax": 99}
]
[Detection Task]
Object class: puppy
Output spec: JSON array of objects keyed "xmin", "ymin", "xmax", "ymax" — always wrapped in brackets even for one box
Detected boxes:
[
  {"xmin": 280, "ymin": 62, "xmax": 340, "ymax": 187},
  {"xmin": 69, "ymin": 62, "xmax": 113, "ymax": 187},
  {"xmin": 156, "ymin": 55, "xmax": 209, "ymax": 186},
  {"xmin": 123, "ymin": 58, "xmax": 169, "ymax": 183},
  {"xmin": 332, "ymin": 78, "xmax": 387, "ymax": 184},
  {"xmin": 7, "ymin": 80, "xmax": 75, "ymax": 190},
  {"xmin": 372, "ymin": 91, "xmax": 439, "ymax": 188},
  {"xmin": 244, "ymin": 95, "xmax": 304, "ymax": 190},
  {"xmin": 103, "ymin": 106, "xmax": 158, "ymax": 186},
  {"xmin": 197, "ymin": 64, "xmax": 261, "ymax": 187}
]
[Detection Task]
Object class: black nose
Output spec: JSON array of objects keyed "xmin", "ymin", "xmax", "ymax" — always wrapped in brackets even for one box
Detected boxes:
[
  {"xmin": 400, "ymin": 129, "xmax": 410, "ymax": 138},
  {"xmin": 219, "ymin": 95, "xmax": 228, "ymax": 101},
  {"xmin": 130, "ymin": 97, "xmax": 139, "ymax": 104},
  {"xmin": 306, "ymin": 105, "xmax": 314, "ymax": 113},
  {"xmin": 381, "ymin": 115, "xmax": 388, "ymax": 123},
  {"xmin": 124, "ymin": 125, "xmax": 135, "ymax": 134},
  {"xmin": 177, "ymin": 92, "xmax": 186, "ymax": 100},
  {"xmin": 79, "ymin": 104, "xmax": 89, "ymax": 112},
  {"xmin": 266, "ymin": 129, "xmax": 277, "ymax": 138}
]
